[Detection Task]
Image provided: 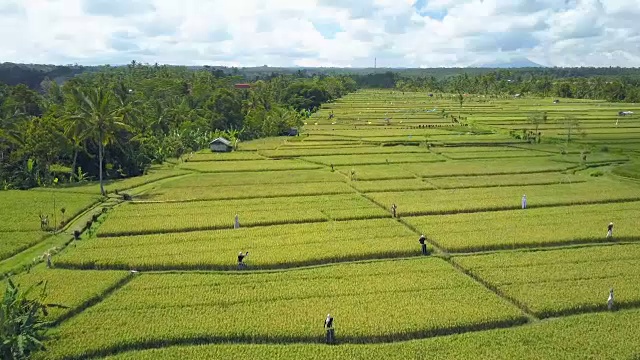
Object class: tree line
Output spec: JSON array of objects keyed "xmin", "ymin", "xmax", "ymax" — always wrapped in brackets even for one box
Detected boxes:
[
  {"xmin": 0, "ymin": 63, "xmax": 357, "ymax": 192},
  {"xmin": 353, "ymin": 70, "xmax": 640, "ymax": 102}
]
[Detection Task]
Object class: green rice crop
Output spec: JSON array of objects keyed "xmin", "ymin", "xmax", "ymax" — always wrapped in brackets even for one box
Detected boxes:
[
  {"xmin": 405, "ymin": 158, "xmax": 575, "ymax": 177},
  {"xmin": 302, "ymin": 152, "xmax": 444, "ymax": 166},
  {"xmin": 426, "ymin": 133, "xmax": 519, "ymax": 144},
  {"xmin": 367, "ymin": 179, "xmax": 640, "ymax": 216},
  {"xmin": 44, "ymin": 169, "xmax": 190, "ymax": 194},
  {"xmin": 351, "ymin": 178, "xmax": 435, "ymax": 192},
  {"xmin": 0, "ymin": 231, "xmax": 46, "ymax": 260},
  {"xmin": 0, "ymin": 190, "xmax": 102, "ymax": 232},
  {"xmin": 159, "ymin": 170, "xmax": 345, "ymax": 188},
  {"xmin": 340, "ymin": 158, "xmax": 574, "ymax": 181},
  {"xmin": 308, "ymin": 128, "xmax": 455, "ymax": 137},
  {"xmin": 45, "ymin": 259, "xmax": 525, "ymax": 359},
  {"xmin": 179, "ymin": 159, "xmax": 321, "ymax": 172},
  {"xmin": 140, "ymin": 181, "xmax": 355, "ymax": 202},
  {"xmin": 454, "ymin": 244, "xmax": 640, "ymax": 317},
  {"xmin": 260, "ymin": 145, "xmax": 430, "ymax": 158},
  {"xmin": 97, "ymin": 194, "xmax": 387, "ymax": 237},
  {"xmin": 336, "ymin": 164, "xmax": 418, "ymax": 180},
  {"xmin": 405, "ymin": 201, "xmax": 640, "ymax": 252},
  {"xmin": 440, "ymin": 151, "xmax": 552, "ymax": 160},
  {"xmin": 187, "ymin": 151, "xmax": 265, "ymax": 162},
  {"xmin": 280, "ymin": 141, "xmax": 367, "ymax": 148},
  {"xmin": 552, "ymin": 153, "xmax": 629, "ymax": 164},
  {"xmin": 100, "ymin": 309, "xmax": 640, "ymax": 360},
  {"xmin": 433, "ymin": 146, "xmax": 528, "ymax": 153},
  {"xmin": 612, "ymin": 162, "xmax": 640, "ymax": 179},
  {"xmin": 1, "ymin": 267, "xmax": 130, "ymax": 321},
  {"xmin": 426, "ymin": 172, "xmax": 584, "ymax": 189},
  {"xmin": 57, "ymin": 219, "xmax": 421, "ymax": 270},
  {"xmin": 236, "ymin": 137, "xmax": 285, "ymax": 150}
]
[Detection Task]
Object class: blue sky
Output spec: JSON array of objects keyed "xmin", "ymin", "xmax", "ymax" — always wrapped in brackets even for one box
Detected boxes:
[{"xmin": 0, "ymin": 0, "xmax": 639, "ymax": 67}]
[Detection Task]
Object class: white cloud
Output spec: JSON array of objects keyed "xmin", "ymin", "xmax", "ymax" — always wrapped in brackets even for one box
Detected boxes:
[{"xmin": 0, "ymin": 0, "xmax": 638, "ymax": 67}]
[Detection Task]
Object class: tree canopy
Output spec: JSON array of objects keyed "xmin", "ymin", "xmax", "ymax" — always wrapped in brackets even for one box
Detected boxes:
[{"xmin": 0, "ymin": 63, "xmax": 356, "ymax": 190}]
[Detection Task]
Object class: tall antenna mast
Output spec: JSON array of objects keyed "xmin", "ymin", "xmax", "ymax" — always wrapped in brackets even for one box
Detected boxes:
[{"xmin": 374, "ymin": 57, "xmax": 377, "ymax": 69}]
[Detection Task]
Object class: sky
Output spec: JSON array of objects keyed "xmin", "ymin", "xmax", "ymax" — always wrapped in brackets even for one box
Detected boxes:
[{"xmin": 1, "ymin": 0, "xmax": 639, "ymax": 68}]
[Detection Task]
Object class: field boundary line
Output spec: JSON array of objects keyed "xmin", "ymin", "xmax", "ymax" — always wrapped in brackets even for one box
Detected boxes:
[
  {"xmin": 446, "ymin": 258, "xmax": 540, "ymax": 322},
  {"xmin": 0, "ymin": 198, "xmax": 109, "ymax": 276},
  {"xmin": 434, "ymin": 236, "xmax": 640, "ymax": 255},
  {"xmin": 54, "ymin": 251, "xmax": 424, "ymax": 272},
  {"xmin": 178, "ymin": 166, "xmax": 324, "ymax": 174},
  {"xmin": 416, "ymin": 179, "xmax": 588, "ymax": 191},
  {"xmin": 130, "ymin": 189, "xmax": 358, "ymax": 204},
  {"xmin": 1, "ymin": 172, "xmax": 200, "ymax": 276},
  {"xmin": 345, "ymin": 180, "xmax": 447, "ymax": 255},
  {"xmin": 418, "ymin": 167, "xmax": 580, "ymax": 178},
  {"xmin": 52, "ymin": 272, "xmax": 136, "ymax": 326},
  {"xmin": 382, "ymin": 197, "xmax": 640, "ymax": 218}
]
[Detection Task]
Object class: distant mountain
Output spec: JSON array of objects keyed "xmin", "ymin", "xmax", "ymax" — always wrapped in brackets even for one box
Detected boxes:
[
  {"xmin": 473, "ymin": 57, "xmax": 545, "ymax": 69},
  {"xmin": 0, "ymin": 62, "xmax": 92, "ymax": 89}
]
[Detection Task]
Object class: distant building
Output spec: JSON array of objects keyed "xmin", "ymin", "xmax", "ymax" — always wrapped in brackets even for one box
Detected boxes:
[
  {"xmin": 234, "ymin": 84, "xmax": 251, "ymax": 89},
  {"xmin": 210, "ymin": 137, "xmax": 233, "ymax": 152}
]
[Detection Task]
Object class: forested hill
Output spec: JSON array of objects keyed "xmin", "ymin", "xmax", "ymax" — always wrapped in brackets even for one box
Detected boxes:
[{"xmin": 0, "ymin": 62, "xmax": 92, "ymax": 88}]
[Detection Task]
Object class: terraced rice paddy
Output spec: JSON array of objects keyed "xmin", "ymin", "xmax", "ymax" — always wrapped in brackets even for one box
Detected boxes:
[
  {"xmin": 46, "ymin": 259, "xmax": 526, "ymax": 359},
  {"xmin": 454, "ymin": 244, "xmax": 640, "ymax": 317},
  {"xmin": 4, "ymin": 89, "xmax": 640, "ymax": 359}
]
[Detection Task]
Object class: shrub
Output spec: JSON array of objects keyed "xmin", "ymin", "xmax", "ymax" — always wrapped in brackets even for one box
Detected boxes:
[{"xmin": 0, "ymin": 279, "xmax": 62, "ymax": 360}]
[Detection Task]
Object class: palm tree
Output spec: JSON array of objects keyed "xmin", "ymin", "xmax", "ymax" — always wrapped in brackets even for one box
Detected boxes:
[
  {"xmin": 74, "ymin": 87, "xmax": 126, "ymax": 196},
  {"xmin": 63, "ymin": 108, "xmax": 91, "ymax": 182}
]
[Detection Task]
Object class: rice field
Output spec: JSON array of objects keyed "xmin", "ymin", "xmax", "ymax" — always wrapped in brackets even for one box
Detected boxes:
[
  {"xmin": 140, "ymin": 181, "xmax": 356, "ymax": 202},
  {"xmin": 366, "ymin": 179, "xmax": 640, "ymax": 216},
  {"xmin": 5, "ymin": 89, "xmax": 640, "ymax": 359},
  {"xmin": 178, "ymin": 159, "xmax": 322, "ymax": 172},
  {"xmin": 405, "ymin": 201, "xmax": 640, "ymax": 252},
  {"xmin": 56, "ymin": 219, "xmax": 421, "ymax": 270},
  {"xmin": 454, "ymin": 244, "xmax": 640, "ymax": 317},
  {"xmin": 100, "ymin": 309, "xmax": 640, "ymax": 360},
  {"xmin": 45, "ymin": 259, "xmax": 526, "ymax": 359},
  {"xmin": 2, "ymin": 267, "xmax": 130, "ymax": 322},
  {"xmin": 96, "ymin": 193, "xmax": 388, "ymax": 236}
]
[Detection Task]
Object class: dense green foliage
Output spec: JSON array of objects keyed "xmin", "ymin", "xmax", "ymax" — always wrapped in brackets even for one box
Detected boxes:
[
  {"xmin": 0, "ymin": 64, "xmax": 356, "ymax": 190},
  {"xmin": 356, "ymin": 69, "xmax": 640, "ymax": 103},
  {"xmin": 0, "ymin": 278, "xmax": 54, "ymax": 360}
]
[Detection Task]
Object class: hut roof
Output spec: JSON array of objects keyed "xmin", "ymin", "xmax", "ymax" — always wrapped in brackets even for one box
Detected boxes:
[{"xmin": 210, "ymin": 137, "xmax": 232, "ymax": 146}]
